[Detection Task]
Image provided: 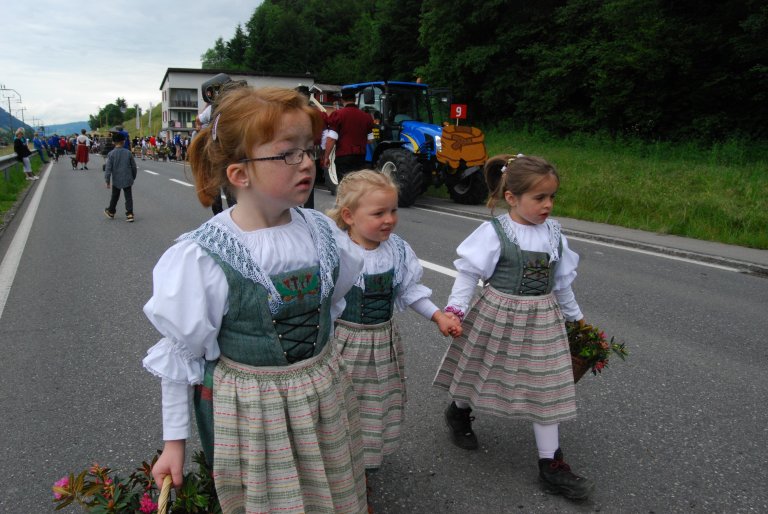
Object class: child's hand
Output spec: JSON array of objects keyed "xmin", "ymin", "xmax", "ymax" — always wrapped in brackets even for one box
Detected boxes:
[
  {"xmin": 105, "ymin": 182, "xmax": 110, "ymax": 188},
  {"xmin": 443, "ymin": 311, "xmax": 463, "ymax": 338},
  {"xmin": 433, "ymin": 311, "xmax": 463, "ymax": 338},
  {"xmin": 152, "ymin": 439, "xmax": 186, "ymax": 489}
]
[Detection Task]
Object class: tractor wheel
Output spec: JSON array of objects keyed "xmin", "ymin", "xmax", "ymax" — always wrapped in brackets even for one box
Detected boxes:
[
  {"xmin": 447, "ymin": 168, "xmax": 488, "ymax": 205},
  {"xmin": 376, "ymin": 148, "xmax": 423, "ymax": 207}
]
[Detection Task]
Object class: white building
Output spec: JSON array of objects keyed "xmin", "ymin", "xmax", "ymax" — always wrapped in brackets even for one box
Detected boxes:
[{"xmin": 159, "ymin": 68, "xmax": 315, "ymax": 137}]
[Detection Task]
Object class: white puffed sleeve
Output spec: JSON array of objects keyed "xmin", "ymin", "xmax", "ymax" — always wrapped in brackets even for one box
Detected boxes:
[
  {"xmin": 330, "ymin": 224, "xmax": 365, "ymax": 321},
  {"xmin": 447, "ymin": 222, "xmax": 501, "ymax": 314},
  {"xmin": 395, "ymin": 240, "xmax": 438, "ymax": 319},
  {"xmin": 552, "ymin": 234, "xmax": 583, "ymax": 321},
  {"xmin": 143, "ymin": 240, "xmax": 228, "ymax": 440}
]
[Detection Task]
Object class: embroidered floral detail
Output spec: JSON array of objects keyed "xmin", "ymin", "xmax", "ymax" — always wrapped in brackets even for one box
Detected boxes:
[
  {"xmin": 274, "ymin": 271, "xmax": 320, "ymax": 303},
  {"xmin": 178, "ymin": 220, "xmax": 283, "ymax": 314},
  {"xmin": 497, "ymin": 215, "xmax": 562, "ymax": 263},
  {"xmin": 444, "ymin": 305, "xmax": 465, "ymax": 322}
]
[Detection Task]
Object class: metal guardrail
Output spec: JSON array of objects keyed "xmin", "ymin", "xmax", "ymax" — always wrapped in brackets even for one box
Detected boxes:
[
  {"xmin": 1, "ymin": 154, "xmax": 20, "ymax": 181},
  {"xmin": 1, "ymin": 150, "xmax": 43, "ymax": 181}
]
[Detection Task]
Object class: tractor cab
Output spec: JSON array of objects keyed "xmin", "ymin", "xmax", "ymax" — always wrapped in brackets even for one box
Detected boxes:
[{"xmin": 344, "ymin": 81, "xmax": 438, "ymax": 145}]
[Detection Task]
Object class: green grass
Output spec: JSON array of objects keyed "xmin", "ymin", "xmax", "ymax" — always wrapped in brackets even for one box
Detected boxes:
[
  {"xmin": 0, "ymin": 154, "xmax": 44, "ymax": 215},
  {"xmin": 463, "ymin": 128, "xmax": 768, "ymax": 249}
]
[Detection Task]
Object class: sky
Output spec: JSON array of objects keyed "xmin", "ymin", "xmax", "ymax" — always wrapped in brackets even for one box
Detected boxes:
[{"xmin": 1, "ymin": 1, "xmax": 260, "ymax": 126}]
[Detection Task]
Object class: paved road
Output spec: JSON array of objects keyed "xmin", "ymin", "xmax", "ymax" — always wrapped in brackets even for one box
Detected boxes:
[{"xmin": 1, "ymin": 158, "xmax": 766, "ymax": 513}]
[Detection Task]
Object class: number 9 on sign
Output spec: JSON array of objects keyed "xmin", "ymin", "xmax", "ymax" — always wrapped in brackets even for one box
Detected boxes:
[{"xmin": 450, "ymin": 104, "xmax": 467, "ymax": 119}]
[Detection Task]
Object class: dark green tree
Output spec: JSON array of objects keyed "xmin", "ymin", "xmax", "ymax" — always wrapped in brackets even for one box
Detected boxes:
[
  {"xmin": 227, "ymin": 25, "xmax": 249, "ymax": 67},
  {"xmin": 201, "ymin": 37, "xmax": 231, "ymax": 69}
]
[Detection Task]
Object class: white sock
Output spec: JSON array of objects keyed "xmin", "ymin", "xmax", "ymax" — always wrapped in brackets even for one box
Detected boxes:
[
  {"xmin": 533, "ymin": 422, "xmax": 559, "ymax": 459},
  {"xmin": 454, "ymin": 400, "xmax": 471, "ymax": 410}
]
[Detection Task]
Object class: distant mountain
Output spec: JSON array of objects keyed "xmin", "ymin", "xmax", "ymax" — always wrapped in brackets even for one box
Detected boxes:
[
  {"xmin": 45, "ymin": 121, "xmax": 91, "ymax": 136},
  {"xmin": 0, "ymin": 107, "xmax": 88, "ymax": 136},
  {"xmin": 0, "ymin": 106, "xmax": 32, "ymax": 134}
]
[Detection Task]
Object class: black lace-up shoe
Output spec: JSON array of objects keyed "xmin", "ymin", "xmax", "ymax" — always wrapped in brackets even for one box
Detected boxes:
[
  {"xmin": 444, "ymin": 401, "xmax": 479, "ymax": 450},
  {"xmin": 538, "ymin": 448, "xmax": 595, "ymax": 500}
]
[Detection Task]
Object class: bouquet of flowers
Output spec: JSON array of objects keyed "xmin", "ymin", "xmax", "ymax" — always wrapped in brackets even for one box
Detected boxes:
[
  {"xmin": 52, "ymin": 450, "xmax": 221, "ymax": 514},
  {"xmin": 566, "ymin": 321, "xmax": 628, "ymax": 383}
]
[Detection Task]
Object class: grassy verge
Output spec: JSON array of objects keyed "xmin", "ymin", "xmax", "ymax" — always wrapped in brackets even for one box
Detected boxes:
[
  {"xmin": 0, "ymin": 154, "xmax": 44, "ymax": 217},
  {"xmin": 432, "ymin": 128, "xmax": 767, "ymax": 249}
]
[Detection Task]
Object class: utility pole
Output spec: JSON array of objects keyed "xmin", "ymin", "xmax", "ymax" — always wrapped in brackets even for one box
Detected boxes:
[
  {"xmin": 0, "ymin": 84, "xmax": 22, "ymax": 136},
  {"xmin": 16, "ymin": 106, "xmax": 27, "ymax": 129}
]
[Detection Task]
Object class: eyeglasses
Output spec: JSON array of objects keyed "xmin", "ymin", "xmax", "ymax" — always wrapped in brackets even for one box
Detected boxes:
[{"xmin": 239, "ymin": 147, "xmax": 318, "ymax": 166}]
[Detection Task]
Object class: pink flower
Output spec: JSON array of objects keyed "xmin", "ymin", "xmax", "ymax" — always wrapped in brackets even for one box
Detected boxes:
[
  {"xmin": 139, "ymin": 492, "xmax": 158, "ymax": 513},
  {"xmin": 53, "ymin": 476, "xmax": 69, "ymax": 500}
]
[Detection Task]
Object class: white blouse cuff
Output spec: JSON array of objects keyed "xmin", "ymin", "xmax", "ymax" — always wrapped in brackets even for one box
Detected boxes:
[
  {"xmin": 143, "ymin": 337, "xmax": 205, "ymax": 386},
  {"xmin": 162, "ymin": 379, "xmax": 191, "ymax": 441},
  {"xmin": 409, "ymin": 297, "xmax": 439, "ymax": 320}
]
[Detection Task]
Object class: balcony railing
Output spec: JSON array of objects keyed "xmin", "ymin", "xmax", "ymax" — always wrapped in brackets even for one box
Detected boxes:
[{"xmin": 169, "ymin": 100, "xmax": 198, "ymax": 108}]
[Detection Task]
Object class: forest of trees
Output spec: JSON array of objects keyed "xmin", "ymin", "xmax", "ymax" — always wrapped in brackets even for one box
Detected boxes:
[{"xmin": 201, "ymin": 0, "xmax": 766, "ymax": 143}]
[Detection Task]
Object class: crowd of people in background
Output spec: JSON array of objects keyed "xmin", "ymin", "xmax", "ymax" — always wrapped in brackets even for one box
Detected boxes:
[{"xmin": 12, "ymin": 129, "xmax": 193, "ymax": 163}]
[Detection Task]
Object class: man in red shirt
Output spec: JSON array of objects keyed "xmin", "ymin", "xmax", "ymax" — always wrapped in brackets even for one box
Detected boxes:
[{"xmin": 322, "ymin": 89, "xmax": 374, "ymax": 183}]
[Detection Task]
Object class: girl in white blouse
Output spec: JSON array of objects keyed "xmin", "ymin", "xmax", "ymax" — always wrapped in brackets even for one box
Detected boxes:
[
  {"xmin": 327, "ymin": 170, "xmax": 462, "ymax": 471},
  {"xmin": 143, "ymin": 87, "xmax": 368, "ymax": 513},
  {"xmin": 433, "ymin": 154, "xmax": 595, "ymax": 501}
]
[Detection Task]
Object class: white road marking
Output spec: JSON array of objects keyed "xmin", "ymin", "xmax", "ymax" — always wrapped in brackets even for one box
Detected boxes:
[
  {"xmin": 169, "ymin": 179, "xmax": 193, "ymax": 187},
  {"xmin": 413, "ymin": 207, "xmax": 742, "ymax": 273},
  {"xmin": 566, "ymin": 236, "xmax": 741, "ymax": 272},
  {"xmin": 0, "ymin": 170, "xmax": 49, "ymax": 320},
  {"xmin": 419, "ymin": 260, "xmax": 458, "ymax": 278},
  {"xmin": 144, "ymin": 170, "xmax": 158, "ymax": 175}
]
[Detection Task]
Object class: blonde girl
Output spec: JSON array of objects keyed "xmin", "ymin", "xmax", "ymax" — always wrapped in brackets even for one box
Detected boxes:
[
  {"xmin": 143, "ymin": 87, "xmax": 368, "ymax": 513},
  {"xmin": 327, "ymin": 170, "xmax": 461, "ymax": 470},
  {"xmin": 434, "ymin": 154, "xmax": 594, "ymax": 500}
]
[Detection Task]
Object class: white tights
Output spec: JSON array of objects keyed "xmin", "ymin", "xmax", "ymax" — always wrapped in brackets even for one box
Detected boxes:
[{"xmin": 533, "ymin": 422, "xmax": 559, "ymax": 459}]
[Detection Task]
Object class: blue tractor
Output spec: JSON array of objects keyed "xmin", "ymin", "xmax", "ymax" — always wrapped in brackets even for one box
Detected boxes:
[{"xmin": 323, "ymin": 81, "xmax": 488, "ymax": 207}]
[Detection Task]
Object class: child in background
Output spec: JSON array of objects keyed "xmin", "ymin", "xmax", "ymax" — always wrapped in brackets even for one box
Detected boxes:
[
  {"xmin": 103, "ymin": 132, "xmax": 138, "ymax": 222},
  {"xmin": 143, "ymin": 87, "xmax": 368, "ymax": 513},
  {"xmin": 433, "ymin": 154, "xmax": 595, "ymax": 500},
  {"xmin": 327, "ymin": 170, "xmax": 462, "ymax": 470}
]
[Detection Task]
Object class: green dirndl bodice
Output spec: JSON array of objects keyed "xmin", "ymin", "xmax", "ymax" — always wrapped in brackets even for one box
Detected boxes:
[
  {"xmin": 180, "ymin": 209, "xmax": 340, "ymax": 464},
  {"xmin": 338, "ymin": 269, "xmax": 396, "ymax": 325}
]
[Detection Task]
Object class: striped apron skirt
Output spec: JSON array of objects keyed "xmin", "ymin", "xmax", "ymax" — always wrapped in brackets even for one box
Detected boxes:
[
  {"xmin": 211, "ymin": 343, "xmax": 368, "ymax": 514},
  {"xmin": 433, "ymin": 286, "xmax": 577, "ymax": 424},
  {"xmin": 335, "ymin": 318, "xmax": 405, "ymax": 469}
]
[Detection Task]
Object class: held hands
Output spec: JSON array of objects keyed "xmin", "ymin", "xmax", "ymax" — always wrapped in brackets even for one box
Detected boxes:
[
  {"xmin": 432, "ymin": 310, "xmax": 463, "ymax": 338},
  {"xmin": 152, "ymin": 439, "xmax": 186, "ymax": 489}
]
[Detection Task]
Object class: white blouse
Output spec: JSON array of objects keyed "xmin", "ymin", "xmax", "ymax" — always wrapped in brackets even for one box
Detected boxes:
[
  {"xmin": 143, "ymin": 208, "xmax": 364, "ymax": 440},
  {"xmin": 354, "ymin": 235, "xmax": 439, "ymax": 320},
  {"xmin": 447, "ymin": 216, "xmax": 583, "ymax": 321}
]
